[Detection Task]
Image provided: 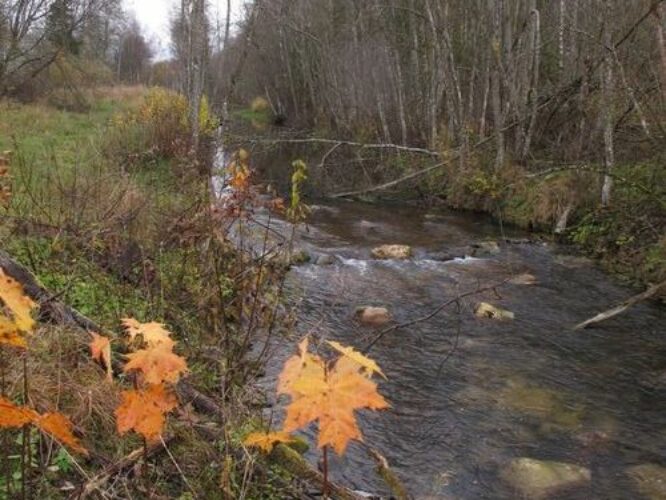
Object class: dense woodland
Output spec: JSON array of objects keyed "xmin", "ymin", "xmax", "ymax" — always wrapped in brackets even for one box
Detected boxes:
[{"xmin": 0, "ymin": 0, "xmax": 665, "ymax": 498}]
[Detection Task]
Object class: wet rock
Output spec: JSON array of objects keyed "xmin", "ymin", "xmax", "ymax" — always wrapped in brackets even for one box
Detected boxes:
[
  {"xmin": 509, "ymin": 273, "xmax": 538, "ymax": 285},
  {"xmin": 290, "ymin": 249, "xmax": 311, "ymax": 265},
  {"xmin": 471, "ymin": 240, "xmax": 501, "ymax": 257},
  {"xmin": 315, "ymin": 254, "xmax": 337, "ymax": 265},
  {"xmin": 501, "ymin": 458, "xmax": 591, "ymax": 499},
  {"xmin": 429, "ymin": 251, "xmax": 465, "ymax": 262},
  {"xmin": 627, "ymin": 464, "xmax": 666, "ymax": 499},
  {"xmin": 371, "ymin": 244, "xmax": 412, "ymax": 260},
  {"xmin": 354, "ymin": 306, "xmax": 391, "ymax": 327},
  {"xmin": 474, "ymin": 302, "xmax": 515, "ymax": 320}
]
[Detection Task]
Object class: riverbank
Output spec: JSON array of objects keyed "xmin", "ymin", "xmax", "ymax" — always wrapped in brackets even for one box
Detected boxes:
[{"xmin": 0, "ymin": 89, "xmax": 311, "ymax": 498}]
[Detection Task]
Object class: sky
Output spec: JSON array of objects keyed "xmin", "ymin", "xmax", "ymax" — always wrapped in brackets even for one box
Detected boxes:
[{"xmin": 123, "ymin": 0, "xmax": 246, "ymax": 60}]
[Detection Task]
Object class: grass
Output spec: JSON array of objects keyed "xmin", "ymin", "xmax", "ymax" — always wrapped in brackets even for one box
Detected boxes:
[{"xmin": 0, "ymin": 87, "xmax": 304, "ymax": 498}]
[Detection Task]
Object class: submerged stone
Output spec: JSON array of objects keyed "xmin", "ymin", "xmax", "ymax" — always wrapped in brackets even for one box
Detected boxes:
[
  {"xmin": 498, "ymin": 379, "xmax": 584, "ymax": 430},
  {"xmin": 627, "ymin": 464, "xmax": 666, "ymax": 499},
  {"xmin": 290, "ymin": 249, "xmax": 311, "ymax": 265},
  {"xmin": 509, "ymin": 273, "xmax": 538, "ymax": 285},
  {"xmin": 371, "ymin": 244, "xmax": 412, "ymax": 260},
  {"xmin": 355, "ymin": 306, "xmax": 391, "ymax": 327},
  {"xmin": 501, "ymin": 458, "xmax": 591, "ymax": 499},
  {"xmin": 471, "ymin": 240, "xmax": 501, "ymax": 257}
]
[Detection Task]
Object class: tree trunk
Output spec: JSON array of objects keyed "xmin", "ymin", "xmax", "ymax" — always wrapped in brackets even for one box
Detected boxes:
[{"xmin": 601, "ymin": 0, "xmax": 614, "ymax": 208}]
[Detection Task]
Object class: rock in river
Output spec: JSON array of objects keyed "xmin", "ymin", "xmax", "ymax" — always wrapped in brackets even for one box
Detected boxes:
[
  {"xmin": 355, "ymin": 306, "xmax": 391, "ymax": 327},
  {"xmin": 315, "ymin": 254, "xmax": 337, "ymax": 265},
  {"xmin": 471, "ymin": 240, "xmax": 501, "ymax": 257},
  {"xmin": 371, "ymin": 244, "xmax": 412, "ymax": 260},
  {"xmin": 501, "ymin": 458, "xmax": 591, "ymax": 499},
  {"xmin": 627, "ymin": 464, "xmax": 666, "ymax": 499},
  {"xmin": 474, "ymin": 302, "xmax": 515, "ymax": 320}
]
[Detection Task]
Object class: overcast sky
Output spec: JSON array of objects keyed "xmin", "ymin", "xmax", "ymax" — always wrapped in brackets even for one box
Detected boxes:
[{"xmin": 123, "ymin": 0, "xmax": 246, "ymax": 59}]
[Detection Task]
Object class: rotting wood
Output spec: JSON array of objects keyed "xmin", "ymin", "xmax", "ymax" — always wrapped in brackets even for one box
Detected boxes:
[{"xmin": 574, "ymin": 279, "xmax": 666, "ymax": 330}]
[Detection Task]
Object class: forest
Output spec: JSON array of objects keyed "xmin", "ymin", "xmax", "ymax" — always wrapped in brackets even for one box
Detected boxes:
[{"xmin": 0, "ymin": 0, "xmax": 665, "ymax": 498}]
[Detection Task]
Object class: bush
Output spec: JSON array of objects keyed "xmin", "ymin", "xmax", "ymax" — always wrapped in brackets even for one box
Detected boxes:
[{"xmin": 106, "ymin": 87, "xmax": 217, "ymax": 166}]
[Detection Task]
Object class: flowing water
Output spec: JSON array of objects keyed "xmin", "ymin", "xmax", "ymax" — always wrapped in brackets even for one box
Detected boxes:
[{"xmin": 254, "ymin": 199, "xmax": 666, "ymax": 499}]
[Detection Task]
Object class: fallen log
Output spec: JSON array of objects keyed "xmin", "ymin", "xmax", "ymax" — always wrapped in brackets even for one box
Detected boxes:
[
  {"xmin": 0, "ymin": 250, "xmax": 360, "ymax": 499},
  {"xmin": 574, "ymin": 279, "xmax": 666, "ymax": 330}
]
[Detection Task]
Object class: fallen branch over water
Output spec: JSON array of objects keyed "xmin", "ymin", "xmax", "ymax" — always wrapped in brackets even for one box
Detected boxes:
[{"xmin": 574, "ymin": 279, "xmax": 666, "ymax": 330}]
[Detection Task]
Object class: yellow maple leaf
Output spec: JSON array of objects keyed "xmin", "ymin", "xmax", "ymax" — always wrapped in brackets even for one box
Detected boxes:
[
  {"xmin": 89, "ymin": 332, "xmax": 113, "ymax": 382},
  {"xmin": 279, "ymin": 337, "xmax": 389, "ymax": 455},
  {"xmin": 0, "ymin": 269, "xmax": 36, "ymax": 348},
  {"xmin": 123, "ymin": 344, "xmax": 188, "ymax": 385},
  {"xmin": 244, "ymin": 431, "xmax": 294, "ymax": 453},
  {"xmin": 326, "ymin": 340, "xmax": 386, "ymax": 379},
  {"xmin": 121, "ymin": 318, "xmax": 175, "ymax": 349},
  {"xmin": 115, "ymin": 385, "xmax": 178, "ymax": 441},
  {"xmin": 0, "ymin": 317, "xmax": 27, "ymax": 348}
]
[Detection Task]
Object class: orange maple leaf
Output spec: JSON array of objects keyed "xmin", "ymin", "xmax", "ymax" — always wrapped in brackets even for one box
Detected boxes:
[
  {"xmin": 115, "ymin": 385, "xmax": 178, "ymax": 441},
  {"xmin": 279, "ymin": 339, "xmax": 389, "ymax": 455},
  {"xmin": 0, "ymin": 397, "xmax": 38, "ymax": 428},
  {"xmin": 121, "ymin": 318, "xmax": 175, "ymax": 349},
  {"xmin": 35, "ymin": 413, "xmax": 88, "ymax": 455},
  {"xmin": 90, "ymin": 332, "xmax": 113, "ymax": 382},
  {"xmin": 123, "ymin": 344, "xmax": 188, "ymax": 385},
  {"xmin": 244, "ymin": 431, "xmax": 294, "ymax": 453},
  {"xmin": 0, "ymin": 398, "xmax": 86, "ymax": 454}
]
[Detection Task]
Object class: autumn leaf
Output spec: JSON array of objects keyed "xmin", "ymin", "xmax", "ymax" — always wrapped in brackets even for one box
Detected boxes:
[
  {"xmin": 123, "ymin": 344, "xmax": 188, "ymax": 385},
  {"xmin": 0, "ymin": 316, "xmax": 27, "ymax": 348},
  {"xmin": 35, "ymin": 413, "xmax": 88, "ymax": 455},
  {"xmin": 0, "ymin": 269, "xmax": 36, "ymax": 347},
  {"xmin": 0, "ymin": 397, "xmax": 38, "ymax": 428},
  {"xmin": 115, "ymin": 385, "xmax": 178, "ymax": 441},
  {"xmin": 326, "ymin": 340, "xmax": 386, "ymax": 379},
  {"xmin": 0, "ymin": 269, "xmax": 35, "ymax": 332},
  {"xmin": 121, "ymin": 318, "xmax": 175, "ymax": 349},
  {"xmin": 279, "ymin": 338, "xmax": 389, "ymax": 455},
  {"xmin": 0, "ymin": 398, "xmax": 86, "ymax": 455},
  {"xmin": 244, "ymin": 431, "xmax": 294, "ymax": 453},
  {"xmin": 89, "ymin": 332, "xmax": 113, "ymax": 382}
]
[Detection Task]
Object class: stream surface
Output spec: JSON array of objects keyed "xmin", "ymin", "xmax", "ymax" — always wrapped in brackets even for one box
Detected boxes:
[{"xmin": 254, "ymin": 199, "xmax": 666, "ymax": 499}]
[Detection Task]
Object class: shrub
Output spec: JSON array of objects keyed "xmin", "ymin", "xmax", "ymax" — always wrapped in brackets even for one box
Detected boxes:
[{"xmin": 106, "ymin": 87, "xmax": 217, "ymax": 166}]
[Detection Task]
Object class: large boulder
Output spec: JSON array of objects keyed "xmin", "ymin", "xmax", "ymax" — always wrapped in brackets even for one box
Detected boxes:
[
  {"xmin": 371, "ymin": 244, "xmax": 412, "ymax": 260},
  {"xmin": 354, "ymin": 306, "xmax": 391, "ymax": 327},
  {"xmin": 627, "ymin": 464, "xmax": 666, "ymax": 499},
  {"xmin": 474, "ymin": 302, "xmax": 515, "ymax": 320},
  {"xmin": 501, "ymin": 458, "xmax": 591, "ymax": 499}
]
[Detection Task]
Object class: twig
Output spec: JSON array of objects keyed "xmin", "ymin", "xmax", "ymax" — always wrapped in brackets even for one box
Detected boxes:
[
  {"xmin": 78, "ymin": 436, "xmax": 176, "ymax": 498},
  {"xmin": 362, "ymin": 281, "xmax": 508, "ymax": 354}
]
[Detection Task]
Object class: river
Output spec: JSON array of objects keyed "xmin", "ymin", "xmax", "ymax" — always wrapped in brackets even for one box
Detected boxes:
[{"xmin": 252, "ymin": 198, "xmax": 666, "ymax": 499}]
